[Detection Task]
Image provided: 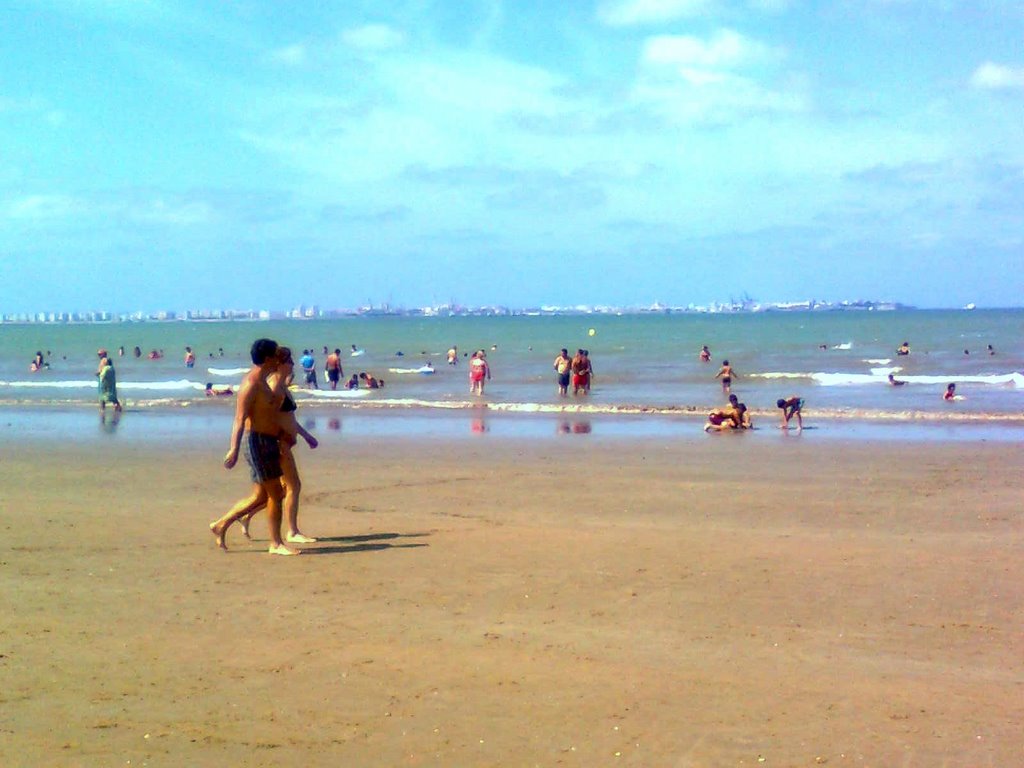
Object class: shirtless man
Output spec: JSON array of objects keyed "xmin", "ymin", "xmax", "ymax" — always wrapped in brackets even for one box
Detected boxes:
[
  {"xmin": 325, "ymin": 348, "xmax": 343, "ymax": 390},
  {"xmin": 209, "ymin": 338, "xmax": 297, "ymax": 555},
  {"xmin": 715, "ymin": 360, "xmax": 736, "ymax": 394}
]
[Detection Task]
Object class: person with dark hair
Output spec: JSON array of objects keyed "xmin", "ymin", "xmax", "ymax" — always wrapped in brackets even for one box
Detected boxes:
[
  {"xmin": 553, "ymin": 348, "xmax": 571, "ymax": 396},
  {"xmin": 238, "ymin": 347, "xmax": 318, "ymax": 545},
  {"xmin": 715, "ymin": 360, "xmax": 736, "ymax": 394},
  {"xmin": 299, "ymin": 349, "xmax": 319, "ymax": 389},
  {"xmin": 210, "ymin": 337, "xmax": 298, "ymax": 556},
  {"xmin": 777, "ymin": 396, "xmax": 804, "ymax": 430},
  {"xmin": 325, "ymin": 348, "xmax": 343, "ymax": 390},
  {"xmin": 570, "ymin": 349, "xmax": 591, "ymax": 396}
]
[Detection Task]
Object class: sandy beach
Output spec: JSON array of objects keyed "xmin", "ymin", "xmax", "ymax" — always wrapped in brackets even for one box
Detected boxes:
[{"xmin": 2, "ymin": 432, "xmax": 1021, "ymax": 766}]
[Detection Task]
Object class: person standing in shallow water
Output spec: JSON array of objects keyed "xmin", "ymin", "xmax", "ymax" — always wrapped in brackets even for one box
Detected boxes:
[
  {"xmin": 715, "ymin": 360, "xmax": 736, "ymax": 394},
  {"xmin": 210, "ymin": 338, "xmax": 298, "ymax": 556},
  {"xmin": 553, "ymin": 348, "xmax": 572, "ymax": 396},
  {"xmin": 469, "ymin": 350, "xmax": 490, "ymax": 395},
  {"xmin": 97, "ymin": 355, "xmax": 123, "ymax": 413}
]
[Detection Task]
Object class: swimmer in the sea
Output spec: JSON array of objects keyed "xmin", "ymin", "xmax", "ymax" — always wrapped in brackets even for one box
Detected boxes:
[
  {"xmin": 943, "ymin": 383, "xmax": 958, "ymax": 401},
  {"xmin": 896, "ymin": 342, "xmax": 910, "ymax": 356},
  {"xmin": 888, "ymin": 373, "xmax": 906, "ymax": 386},
  {"xmin": 699, "ymin": 345, "xmax": 711, "ymax": 362}
]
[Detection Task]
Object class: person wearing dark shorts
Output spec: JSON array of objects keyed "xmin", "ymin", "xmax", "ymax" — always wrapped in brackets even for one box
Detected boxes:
[
  {"xmin": 244, "ymin": 431, "xmax": 283, "ymax": 484},
  {"xmin": 777, "ymin": 396, "xmax": 804, "ymax": 430}
]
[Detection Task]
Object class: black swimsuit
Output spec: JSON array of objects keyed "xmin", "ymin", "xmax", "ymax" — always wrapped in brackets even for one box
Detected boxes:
[{"xmin": 281, "ymin": 394, "xmax": 297, "ymax": 413}]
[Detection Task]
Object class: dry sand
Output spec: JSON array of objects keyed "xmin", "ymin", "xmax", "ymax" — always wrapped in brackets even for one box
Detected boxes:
[{"xmin": 1, "ymin": 434, "xmax": 1022, "ymax": 767}]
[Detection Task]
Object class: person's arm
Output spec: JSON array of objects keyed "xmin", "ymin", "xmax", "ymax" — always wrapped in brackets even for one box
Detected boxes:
[
  {"xmin": 295, "ymin": 422, "xmax": 318, "ymax": 449},
  {"xmin": 224, "ymin": 379, "xmax": 254, "ymax": 468}
]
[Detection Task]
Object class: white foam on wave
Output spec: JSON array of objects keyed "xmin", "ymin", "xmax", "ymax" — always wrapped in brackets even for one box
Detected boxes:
[
  {"xmin": 0, "ymin": 378, "xmax": 207, "ymax": 391},
  {"xmin": 832, "ymin": 342, "xmax": 852, "ymax": 350},
  {"xmin": 752, "ymin": 371, "xmax": 1024, "ymax": 387},
  {"xmin": 207, "ymin": 367, "xmax": 249, "ymax": 376},
  {"xmin": 864, "ymin": 358, "xmax": 892, "ymax": 365},
  {"xmin": 388, "ymin": 367, "xmax": 435, "ymax": 374},
  {"xmin": 302, "ymin": 388, "xmax": 371, "ymax": 399}
]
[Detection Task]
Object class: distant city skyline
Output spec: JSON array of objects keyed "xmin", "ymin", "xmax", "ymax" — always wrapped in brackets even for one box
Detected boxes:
[{"xmin": 2, "ymin": 1, "xmax": 1022, "ymax": 313}]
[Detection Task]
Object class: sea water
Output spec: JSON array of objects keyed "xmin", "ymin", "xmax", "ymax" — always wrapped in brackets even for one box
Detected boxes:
[{"xmin": 1, "ymin": 310, "xmax": 1021, "ymax": 426}]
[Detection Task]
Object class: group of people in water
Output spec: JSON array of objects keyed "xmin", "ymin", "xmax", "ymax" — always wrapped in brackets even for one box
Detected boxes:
[{"xmin": 552, "ymin": 349, "xmax": 593, "ymax": 397}]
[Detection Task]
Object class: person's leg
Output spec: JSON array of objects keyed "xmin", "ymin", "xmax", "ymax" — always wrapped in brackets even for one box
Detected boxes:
[
  {"xmin": 263, "ymin": 479, "xmax": 296, "ymax": 554},
  {"xmin": 281, "ymin": 448, "xmax": 316, "ymax": 543},
  {"xmin": 210, "ymin": 485, "xmax": 268, "ymax": 549},
  {"xmin": 795, "ymin": 410, "xmax": 803, "ymax": 429}
]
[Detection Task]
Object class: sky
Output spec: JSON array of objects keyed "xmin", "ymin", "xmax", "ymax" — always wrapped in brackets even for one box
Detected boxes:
[{"xmin": 1, "ymin": 0, "xmax": 1022, "ymax": 313}]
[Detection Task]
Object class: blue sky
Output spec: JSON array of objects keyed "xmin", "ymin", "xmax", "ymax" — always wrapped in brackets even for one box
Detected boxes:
[{"xmin": 2, "ymin": 0, "xmax": 1022, "ymax": 312}]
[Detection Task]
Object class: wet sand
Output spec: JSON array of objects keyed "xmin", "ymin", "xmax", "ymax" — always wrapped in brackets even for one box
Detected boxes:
[{"xmin": 2, "ymin": 435, "xmax": 1021, "ymax": 766}]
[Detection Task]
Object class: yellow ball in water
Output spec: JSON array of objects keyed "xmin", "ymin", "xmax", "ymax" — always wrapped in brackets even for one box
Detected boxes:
[{"xmin": 588, "ymin": 328, "xmax": 596, "ymax": 336}]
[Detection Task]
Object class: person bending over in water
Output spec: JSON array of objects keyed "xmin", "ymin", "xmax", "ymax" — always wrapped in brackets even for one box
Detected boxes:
[
  {"xmin": 888, "ymin": 373, "xmax": 906, "ymax": 386},
  {"xmin": 715, "ymin": 360, "xmax": 736, "ymax": 394},
  {"xmin": 237, "ymin": 347, "xmax": 319, "ymax": 544},
  {"xmin": 209, "ymin": 338, "xmax": 297, "ymax": 556},
  {"xmin": 777, "ymin": 396, "xmax": 804, "ymax": 430}
]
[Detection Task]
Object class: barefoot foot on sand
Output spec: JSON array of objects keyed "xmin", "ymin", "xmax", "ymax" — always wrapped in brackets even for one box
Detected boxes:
[
  {"xmin": 268, "ymin": 544, "xmax": 300, "ymax": 556},
  {"xmin": 239, "ymin": 516, "xmax": 251, "ymax": 539},
  {"xmin": 209, "ymin": 522, "xmax": 228, "ymax": 550},
  {"xmin": 286, "ymin": 533, "xmax": 317, "ymax": 544}
]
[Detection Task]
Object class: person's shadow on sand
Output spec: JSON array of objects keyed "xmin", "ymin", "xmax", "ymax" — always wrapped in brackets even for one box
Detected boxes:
[{"xmin": 301, "ymin": 531, "xmax": 430, "ymax": 556}]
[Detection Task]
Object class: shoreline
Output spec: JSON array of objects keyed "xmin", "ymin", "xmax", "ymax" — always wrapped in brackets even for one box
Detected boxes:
[{"xmin": 3, "ymin": 402, "xmax": 1023, "ymax": 444}]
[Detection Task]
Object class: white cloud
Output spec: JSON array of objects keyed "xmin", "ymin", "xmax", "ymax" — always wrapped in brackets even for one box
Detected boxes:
[
  {"xmin": 271, "ymin": 44, "xmax": 307, "ymax": 66},
  {"xmin": 5, "ymin": 194, "xmax": 79, "ymax": 220},
  {"xmin": 341, "ymin": 24, "xmax": 405, "ymax": 51},
  {"xmin": 642, "ymin": 30, "xmax": 775, "ymax": 70},
  {"xmin": 597, "ymin": 0, "xmax": 716, "ymax": 26},
  {"xmin": 970, "ymin": 62, "xmax": 1024, "ymax": 91},
  {"xmin": 633, "ymin": 29, "xmax": 797, "ymax": 122}
]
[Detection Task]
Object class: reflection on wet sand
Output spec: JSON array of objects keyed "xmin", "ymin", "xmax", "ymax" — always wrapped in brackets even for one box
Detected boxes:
[
  {"xmin": 557, "ymin": 419, "xmax": 592, "ymax": 434},
  {"xmin": 471, "ymin": 417, "xmax": 488, "ymax": 434}
]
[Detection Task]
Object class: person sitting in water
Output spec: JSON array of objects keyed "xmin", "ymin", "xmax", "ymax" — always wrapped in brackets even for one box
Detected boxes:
[
  {"xmin": 205, "ymin": 382, "xmax": 234, "ymax": 397},
  {"xmin": 888, "ymin": 373, "xmax": 906, "ymax": 386},
  {"xmin": 345, "ymin": 374, "xmax": 359, "ymax": 390},
  {"xmin": 943, "ymin": 383, "xmax": 958, "ymax": 401},
  {"xmin": 359, "ymin": 372, "xmax": 381, "ymax": 389},
  {"xmin": 777, "ymin": 396, "xmax": 804, "ymax": 430},
  {"xmin": 896, "ymin": 342, "xmax": 910, "ymax": 356},
  {"xmin": 30, "ymin": 351, "xmax": 49, "ymax": 371}
]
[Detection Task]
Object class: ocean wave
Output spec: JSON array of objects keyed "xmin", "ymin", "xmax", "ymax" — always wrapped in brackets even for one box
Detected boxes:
[
  {"xmin": 207, "ymin": 367, "xmax": 249, "ymax": 376},
  {"xmin": 1, "ymin": 395, "xmax": 1022, "ymax": 424},
  {"xmin": 0, "ymin": 378, "xmax": 211, "ymax": 392},
  {"xmin": 751, "ymin": 371, "xmax": 1024, "ymax": 387}
]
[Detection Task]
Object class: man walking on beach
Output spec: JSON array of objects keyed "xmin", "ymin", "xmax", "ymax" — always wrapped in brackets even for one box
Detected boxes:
[{"xmin": 210, "ymin": 338, "xmax": 298, "ymax": 555}]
